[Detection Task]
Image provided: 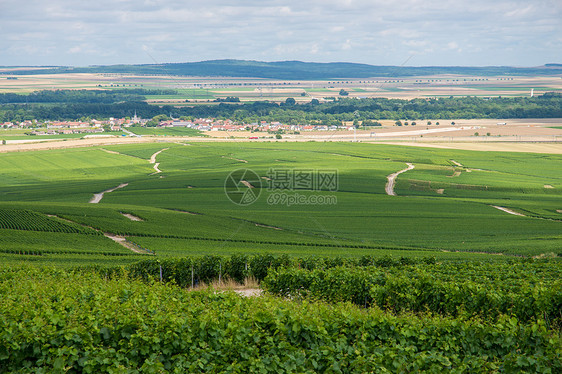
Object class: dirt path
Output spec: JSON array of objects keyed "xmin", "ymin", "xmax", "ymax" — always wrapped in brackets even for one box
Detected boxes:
[
  {"xmin": 89, "ymin": 183, "xmax": 128, "ymax": 203},
  {"xmin": 47, "ymin": 213, "xmax": 151, "ymax": 254},
  {"xmin": 450, "ymin": 160, "xmax": 463, "ymax": 167},
  {"xmin": 149, "ymin": 148, "xmax": 170, "ymax": 163},
  {"xmin": 240, "ymin": 180, "xmax": 255, "ymax": 189},
  {"xmin": 148, "ymin": 148, "xmax": 170, "ymax": 174},
  {"xmin": 100, "ymin": 148, "xmax": 122, "ymax": 155},
  {"xmin": 103, "ymin": 233, "xmax": 147, "ymax": 254},
  {"xmin": 385, "ymin": 163, "xmax": 415, "ymax": 196},
  {"xmin": 492, "ymin": 205, "xmax": 525, "ymax": 216}
]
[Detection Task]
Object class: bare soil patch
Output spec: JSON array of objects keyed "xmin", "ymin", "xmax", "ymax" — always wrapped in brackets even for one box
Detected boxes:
[
  {"xmin": 450, "ymin": 160, "xmax": 463, "ymax": 167},
  {"xmin": 120, "ymin": 212, "xmax": 143, "ymax": 221},
  {"xmin": 240, "ymin": 180, "xmax": 255, "ymax": 189},
  {"xmin": 492, "ymin": 206, "xmax": 525, "ymax": 216}
]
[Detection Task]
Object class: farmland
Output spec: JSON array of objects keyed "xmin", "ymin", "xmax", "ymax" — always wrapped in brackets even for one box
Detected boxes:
[
  {"xmin": 2, "ymin": 265, "xmax": 560, "ymax": 373},
  {"xmin": 0, "ymin": 142, "xmax": 560, "ymax": 265},
  {"xmin": 1, "ymin": 68, "xmax": 561, "ymax": 102},
  {"xmin": 1, "ymin": 139, "xmax": 561, "ymax": 371}
]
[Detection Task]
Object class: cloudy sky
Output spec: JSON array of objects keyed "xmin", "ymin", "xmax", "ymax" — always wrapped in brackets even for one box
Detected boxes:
[{"xmin": 1, "ymin": 0, "xmax": 560, "ymax": 67}]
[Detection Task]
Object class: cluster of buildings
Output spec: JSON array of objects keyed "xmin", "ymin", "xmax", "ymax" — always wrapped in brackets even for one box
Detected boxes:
[
  {"xmin": 1, "ymin": 116, "xmax": 146, "ymax": 134},
  {"xmin": 2, "ymin": 115, "xmax": 356, "ymax": 134},
  {"xmin": 158, "ymin": 119, "xmax": 354, "ymax": 132}
]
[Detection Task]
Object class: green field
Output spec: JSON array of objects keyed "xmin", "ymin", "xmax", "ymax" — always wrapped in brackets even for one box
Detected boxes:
[
  {"xmin": 2, "ymin": 265, "xmax": 560, "ymax": 372},
  {"xmin": 127, "ymin": 127, "xmax": 203, "ymax": 137},
  {"xmin": 1, "ymin": 140, "xmax": 561, "ymax": 371},
  {"xmin": 0, "ymin": 131, "xmax": 127, "ymax": 141},
  {"xmin": 0, "ymin": 141, "xmax": 560, "ymax": 266}
]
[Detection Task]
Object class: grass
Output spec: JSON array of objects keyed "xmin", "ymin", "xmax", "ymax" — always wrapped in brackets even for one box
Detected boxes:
[
  {"xmin": 0, "ymin": 142, "xmax": 560, "ymax": 265},
  {"xmin": 0, "ymin": 131, "xmax": 126, "ymax": 141}
]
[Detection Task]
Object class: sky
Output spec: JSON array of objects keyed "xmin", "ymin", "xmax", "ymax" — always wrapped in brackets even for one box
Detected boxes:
[{"xmin": 1, "ymin": 0, "xmax": 561, "ymax": 67}]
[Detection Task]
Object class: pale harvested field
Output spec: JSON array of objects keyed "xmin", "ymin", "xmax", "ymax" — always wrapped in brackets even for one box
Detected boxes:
[
  {"xmin": 1, "ymin": 72, "xmax": 560, "ymax": 100},
  {"xmin": 1, "ymin": 119, "xmax": 560, "ymax": 154},
  {"xmin": 379, "ymin": 142, "xmax": 562, "ymax": 154}
]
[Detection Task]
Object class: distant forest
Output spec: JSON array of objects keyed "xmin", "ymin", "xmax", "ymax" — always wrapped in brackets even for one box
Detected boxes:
[
  {"xmin": 4, "ymin": 60, "xmax": 562, "ymax": 80},
  {"xmin": 1, "ymin": 89, "xmax": 561, "ymax": 124}
]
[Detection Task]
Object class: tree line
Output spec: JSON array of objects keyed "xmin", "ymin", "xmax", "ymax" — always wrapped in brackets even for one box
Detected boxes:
[{"xmin": 0, "ymin": 89, "xmax": 560, "ymax": 124}]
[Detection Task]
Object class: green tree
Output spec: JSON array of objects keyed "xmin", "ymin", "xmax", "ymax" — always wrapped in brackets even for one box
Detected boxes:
[{"xmin": 339, "ymin": 89, "xmax": 349, "ymax": 96}]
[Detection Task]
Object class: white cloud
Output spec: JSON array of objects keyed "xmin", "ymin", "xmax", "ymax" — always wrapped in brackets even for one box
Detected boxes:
[{"xmin": 0, "ymin": 0, "xmax": 560, "ymax": 66}]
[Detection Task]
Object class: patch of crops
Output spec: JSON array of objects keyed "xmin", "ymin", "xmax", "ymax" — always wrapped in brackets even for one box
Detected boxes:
[
  {"xmin": 0, "ymin": 267, "xmax": 560, "ymax": 372},
  {"xmin": 0, "ymin": 209, "xmax": 98, "ymax": 234},
  {"xmin": 263, "ymin": 260, "xmax": 562, "ymax": 326},
  {"xmin": 0, "ymin": 248, "xmax": 134, "ymax": 257}
]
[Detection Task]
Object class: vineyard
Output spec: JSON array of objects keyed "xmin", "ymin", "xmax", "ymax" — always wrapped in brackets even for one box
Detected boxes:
[
  {"xmin": 262, "ymin": 260, "xmax": 562, "ymax": 327},
  {"xmin": 0, "ymin": 265, "xmax": 560, "ymax": 373},
  {"xmin": 0, "ymin": 142, "xmax": 560, "ymax": 266},
  {"xmin": 0, "ymin": 140, "xmax": 561, "ymax": 372},
  {"xmin": 0, "ymin": 209, "xmax": 98, "ymax": 234}
]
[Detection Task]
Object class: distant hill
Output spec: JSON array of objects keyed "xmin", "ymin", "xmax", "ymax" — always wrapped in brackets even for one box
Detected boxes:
[{"xmin": 4, "ymin": 60, "xmax": 562, "ymax": 80}]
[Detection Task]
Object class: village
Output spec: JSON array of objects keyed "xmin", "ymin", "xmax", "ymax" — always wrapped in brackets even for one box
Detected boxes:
[{"xmin": 0, "ymin": 115, "xmax": 357, "ymax": 135}]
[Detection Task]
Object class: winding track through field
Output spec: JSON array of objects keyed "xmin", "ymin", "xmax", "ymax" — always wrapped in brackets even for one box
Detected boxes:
[
  {"xmin": 149, "ymin": 148, "xmax": 170, "ymax": 174},
  {"xmin": 89, "ymin": 183, "xmax": 129, "ymax": 203},
  {"xmin": 47, "ymin": 214, "xmax": 152, "ymax": 254},
  {"xmin": 104, "ymin": 234, "xmax": 146, "ymax": 253},
  {"xmin": 385, "ymin": 163, "xmax": 415, "ymax": 196},
  {"xmin": 491, "ymin": 206, "xmax": 526, "ymax": 216}
]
